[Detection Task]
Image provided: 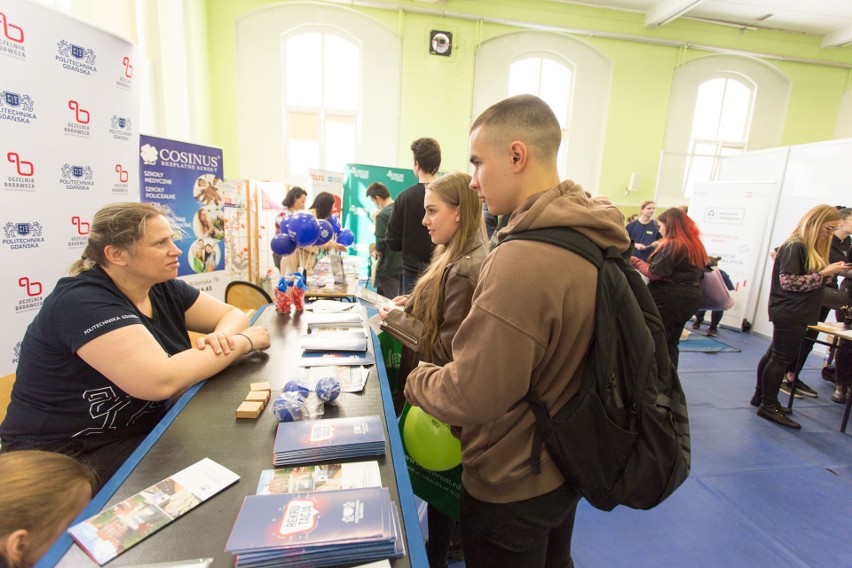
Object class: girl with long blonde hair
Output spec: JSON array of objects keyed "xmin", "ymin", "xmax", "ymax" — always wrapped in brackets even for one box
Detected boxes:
[
  {"xmin": 753, "ymin": 204, "xmax": 849, "ymax": 429},
  {"xmin": 378, "ymin": 171, "xmax": 487, "ymax": 566}
]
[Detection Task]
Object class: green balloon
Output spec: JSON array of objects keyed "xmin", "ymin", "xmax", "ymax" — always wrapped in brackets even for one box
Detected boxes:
[{"xmin": 403, "ymin": 406, "xmax": 461, "ymax": 472}]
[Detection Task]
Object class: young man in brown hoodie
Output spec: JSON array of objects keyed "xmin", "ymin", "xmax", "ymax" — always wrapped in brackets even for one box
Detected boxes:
[{"xmin": 404, "ymin": 94, "xmax": 631, "ymax": 567}]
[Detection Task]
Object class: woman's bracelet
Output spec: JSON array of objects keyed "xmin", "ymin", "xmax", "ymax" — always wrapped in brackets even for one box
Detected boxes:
[{"xmin": 236, "ymin": 332, "xmax": 254, "ymax": 354}]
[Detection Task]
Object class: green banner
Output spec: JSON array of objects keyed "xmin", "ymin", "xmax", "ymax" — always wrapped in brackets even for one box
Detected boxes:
[{"xmin": 342, "ymin": 163, "xmax": 417, "ymax": 274}]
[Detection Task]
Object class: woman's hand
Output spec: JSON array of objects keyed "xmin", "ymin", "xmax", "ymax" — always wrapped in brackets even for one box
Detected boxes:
[
  {"xmin": 391, "ymin": 295, "xmax": 409, "ymax": 307},
  {"xmin": 821, "ymin": 261, "xmax": 852, "ymax": 277},
  {"xmin": 195, "ymin": 331, "xmax": 238, "ymax": 355},
  {"xmin": 235, "ymin": 326, "xmax": 272, "ymax": 355},
  {"xmin": 377, "ymin": 306, "xmax": 392, "ymax": 320}
]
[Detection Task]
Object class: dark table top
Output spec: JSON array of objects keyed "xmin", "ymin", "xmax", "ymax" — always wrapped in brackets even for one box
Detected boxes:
[{"xmin": 50, "ymin": 304, "xmax": 424, "ymax": 568}]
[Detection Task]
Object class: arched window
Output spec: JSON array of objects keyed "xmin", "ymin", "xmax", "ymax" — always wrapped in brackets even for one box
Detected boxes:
[
  {"xmin": 683, "ymin": 75, "xmax": 754, "ymax": 195},
  {"xmin": 282, "ymin": 31, "xmax": 359, "ymax": 177},
  {"xmin": 236, "ymin": 4, "xmax": 401, "ymax": 182},
  {"xmin": 508, "ymin": 55, "xmax": 574, "ymax": 179},
  {"xmin": 473, "ymin": 32, "xmax": 611, "ymax": 193},
  {"xmin": 658, "ymin": 54, "xmax": 789, "ymax": 206}
]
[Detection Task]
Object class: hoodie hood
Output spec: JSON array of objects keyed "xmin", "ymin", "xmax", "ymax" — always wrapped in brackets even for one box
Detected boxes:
[{"xmin": 497, "ymin": 180, "xmax": 630, "ymax": 254}]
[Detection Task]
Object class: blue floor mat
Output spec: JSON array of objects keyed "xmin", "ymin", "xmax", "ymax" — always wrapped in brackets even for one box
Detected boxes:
[{"xmin": 680, "ymin": 336, "xmax": 741, "ymax": 352}]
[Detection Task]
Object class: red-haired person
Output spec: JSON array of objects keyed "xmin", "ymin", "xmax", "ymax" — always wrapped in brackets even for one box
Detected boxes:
[{"xmin": 630, "ymin": 207, "xmax": 708, "ymax": 367}]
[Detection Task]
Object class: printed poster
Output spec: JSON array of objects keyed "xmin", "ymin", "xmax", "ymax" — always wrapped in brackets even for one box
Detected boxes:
[{"xmin": 138, "ymin": 134, "xmax": 226, "ymax": 296}]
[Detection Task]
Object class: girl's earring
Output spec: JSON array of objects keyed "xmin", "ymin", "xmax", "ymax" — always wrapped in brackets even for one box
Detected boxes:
[{"xmin": 455, "ymin": 217, "xmax": 460, "ymax": 223}]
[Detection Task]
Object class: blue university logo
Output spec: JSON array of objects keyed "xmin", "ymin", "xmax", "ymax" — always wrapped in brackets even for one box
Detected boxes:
[
  {"xmin": 111, "ymin": 115, "xmax": 131, "ymax": 130},
  {"xmin": 57, "ymin": 40, "xmax": 96, "ymax": 64},
  {"xmin": 3, "ymin": 221, "xmax": 42, "ymax": 239},
  {"xmin": 0, "ymin": 90, "xmax": 33, "ymax": 111},
  {"xmin": 72, "ymin": 165, "xmax": 83, "ymax": 177}
]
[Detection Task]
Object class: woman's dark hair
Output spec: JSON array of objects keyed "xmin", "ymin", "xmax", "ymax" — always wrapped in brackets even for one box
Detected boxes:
[
  {"xmin": 309, "ymin": 192, "xmax": 336, "ymax": 220},
  {"xmin": 282, "ymin": 186, "xmax": 307, "ymax": 209}
]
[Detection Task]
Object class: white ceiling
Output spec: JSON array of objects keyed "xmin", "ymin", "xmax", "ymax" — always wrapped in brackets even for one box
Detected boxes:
[{"xmin": 554, "ymin": 0, "xmax": 852, "ymax": 46}]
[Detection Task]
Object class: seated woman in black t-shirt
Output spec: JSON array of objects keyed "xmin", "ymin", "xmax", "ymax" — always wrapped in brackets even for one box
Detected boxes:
[
  {"xmin": 630, "ymin": 207, "xmax": 707, "ymax": 368},
  {"xmin": 0, "ymin": 203, "xmax": 271, "ymax": 486},
  {"xmin": 752, "ymin": 205, "xmax": 849, "ymax": 429}
]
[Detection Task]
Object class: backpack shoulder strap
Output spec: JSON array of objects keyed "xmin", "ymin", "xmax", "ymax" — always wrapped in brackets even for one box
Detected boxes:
[
  {"xmin": 501, "ymin": 226, "xmax": 604, "ymax": 269},
  {"xmin": 501, "ymin": 226, "xmax": 611, "ymax": 475}
]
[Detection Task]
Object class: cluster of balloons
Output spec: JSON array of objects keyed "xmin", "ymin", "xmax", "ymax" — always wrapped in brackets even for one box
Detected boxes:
[{"xmin": 271, "ymin": 212, "xmax": 355, "ymax": 256}]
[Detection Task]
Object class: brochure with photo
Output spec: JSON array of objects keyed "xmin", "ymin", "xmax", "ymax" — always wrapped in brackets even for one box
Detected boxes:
[
  {"xmin": 255, "ymin": 461, "xmax": 382, "ymax": 495},
  {"xmin": 68, "ymin": 458, "xmax": 239, "ymax": 566}
]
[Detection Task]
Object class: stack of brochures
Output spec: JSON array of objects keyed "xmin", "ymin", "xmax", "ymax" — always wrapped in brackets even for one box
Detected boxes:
[
  {"xmin": 301, "ymin": 329, "xmax": 368, "ymax": 352},
  {"xmin": 273, "ymin": 415, "xmax": 386, "ymax": 466},
  {"xmin": 225, "ymin": 487, "xmax": 405, "ymax": 568}
]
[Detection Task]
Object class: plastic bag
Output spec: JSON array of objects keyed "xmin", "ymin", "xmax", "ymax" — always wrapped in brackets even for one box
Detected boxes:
[{"xmin": 699, "ymin": 269, "xmax": 734, "ymax": 311}]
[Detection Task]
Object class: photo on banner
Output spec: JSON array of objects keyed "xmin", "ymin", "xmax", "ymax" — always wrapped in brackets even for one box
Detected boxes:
[
  {"xmin": 138, "ymin": 135, "xmax": 225, "ymax": 295},
  {"xmin": 341, "ymin": 163, "xmax": 417, "ymax": 271}
]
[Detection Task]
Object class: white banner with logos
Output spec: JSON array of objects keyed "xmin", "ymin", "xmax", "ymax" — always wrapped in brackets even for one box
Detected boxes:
[
  {"xmin": 690, "ymin": 182, "xmax": 779, "ymax": 330},
  {"xmin": 307, "ymin": 168, "xmax": 344, "ymax": 217},
  {"xmin": 0, "ymin": 1, "xmax": 140, "ymax": 377}
]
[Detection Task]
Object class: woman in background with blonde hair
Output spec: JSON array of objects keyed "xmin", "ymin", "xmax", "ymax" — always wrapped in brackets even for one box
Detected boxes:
[
  {"xmin": 752, "ymin": 204, "xmax": 849, "ymax": 429},
  {"xmin": 379, "ymin": 171, "xmax": 487, "ymax": 567},
  {"xmin": 0, "ymin": 450, "xmax": 96, "ymax": 568}
]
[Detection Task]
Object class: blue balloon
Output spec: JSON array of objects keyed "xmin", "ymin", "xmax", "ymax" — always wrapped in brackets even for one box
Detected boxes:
[
  {"xmin": 315, "ymin": 376, "xmax": 341, "ymax": 402},
  {"xmin": 314, "ymin": 219, "xmax": 334, "ymax": 246},
  {"xmin": 271, "ymin": 233, "xmax": 297, "ymax": 256},
  {"xmin": 276, "ymin": 212, "xmax": 292, "ymax": 234},
  {"xmin": 288, "ymin": 212, "xmax": 321, "ymax": 247},
  {"xmin": 282, "ymin": 379, "xmax": 310, "ymax": 399},
  {"xmin": 336, "ymin": 228, "xmax": 355, "ymax": 247},
  {"xmin": 328, "ymin": 215, "xmax": 342, "ymax": 235}
]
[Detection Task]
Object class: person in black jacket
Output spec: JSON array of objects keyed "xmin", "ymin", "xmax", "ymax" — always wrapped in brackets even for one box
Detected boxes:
[
  {"xmin": 386, "ymin": 138, "xmax": 440, "ymax": 293},
  {"xmin": 752, "ymin": 205, "xmax": 848, "ymax": 429}
]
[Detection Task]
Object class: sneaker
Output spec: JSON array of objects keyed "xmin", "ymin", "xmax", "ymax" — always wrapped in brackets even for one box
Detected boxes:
[
  {"xmin": 750, "ymin": 394, "xmax": 792, "ymax": 414},
  {"xmin": 706, "ymin": 327, "xmax": 718, "ymax": 337},
  {"xmin": 757, "ymin": 403, "xmax": 801, "ymax": 429},
  {"xmin": 831, "ymin": 385, "xmax": 849, "ymax": 404},
  {"xmin": 779, "ymin": 380, "xmax": 803, "ymax": 399},
  {"xmin": 793, "ymin": 379, "xmax": 818, "ymax": 398},
  {"xmin": 691, "ymin": 321, "xmax": 701, "ymax": 330}
]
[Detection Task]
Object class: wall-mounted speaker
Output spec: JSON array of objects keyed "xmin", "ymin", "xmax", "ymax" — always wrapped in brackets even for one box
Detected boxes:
[{"xmin": 430, "ymin": 30, "xmax": 453, "ymax": 56}]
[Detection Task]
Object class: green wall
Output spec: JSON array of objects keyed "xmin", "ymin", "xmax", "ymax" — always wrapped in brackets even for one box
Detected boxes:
[{"xmin": 205, "ymin": 0, "xmax": 852, "ymax": 208}]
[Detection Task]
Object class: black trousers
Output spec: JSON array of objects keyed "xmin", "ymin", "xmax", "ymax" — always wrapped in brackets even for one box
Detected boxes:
[
  {"xmin": 460, "ymin": 484, "xmax": 580, "ymax": 568},
  {"xmin": 756, "ymin": 321, "xmax": 809, "ymax": 406},
  {"xmin": 650, "ymin": 282, "xmax": 702, "ymax": 369}
]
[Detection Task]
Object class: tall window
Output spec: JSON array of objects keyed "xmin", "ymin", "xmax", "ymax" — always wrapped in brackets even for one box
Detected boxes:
[
  {"xmin": 683, "ymin": 75, "xmax": 754, "ymax": 195},
  {"xmin": 508, "ymin": 55, "xmax": 574, "ymax": 178},
  {"xmin": 283, "ymin": 32, "xmax": 359, "ymax": 177}
]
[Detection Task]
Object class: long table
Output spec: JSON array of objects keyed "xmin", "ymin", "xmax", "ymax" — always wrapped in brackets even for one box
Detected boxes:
[{"xmin": 44, "ymin": 304, "xmax": 425, "ymax": 567}]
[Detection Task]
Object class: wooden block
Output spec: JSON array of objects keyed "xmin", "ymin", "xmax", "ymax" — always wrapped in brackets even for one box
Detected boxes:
[
  {"xmin": 236, "ymin": 400, "xmax": 264, "ymax": 419},
  {"xmin": 250, "ymin": 381, "xmax": 271, "ymax": 392},
  {"xmin": 245, "ymin": 390, "xmax": 270, "ymax": 404}
]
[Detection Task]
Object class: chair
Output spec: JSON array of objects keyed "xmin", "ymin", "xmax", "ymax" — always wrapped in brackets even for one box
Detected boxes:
[{"xmin": 224, "ymin": 280, "xmax": 273, "ymax": 312}]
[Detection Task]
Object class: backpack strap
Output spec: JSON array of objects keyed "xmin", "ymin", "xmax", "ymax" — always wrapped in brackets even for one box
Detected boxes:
[
  {"xmin": 501, "ymin": 226, "xmax": 609, "ymax": 476},
  {"xmin": 502, "ymin": 227, "xmax": 604, "ymax": 269}
]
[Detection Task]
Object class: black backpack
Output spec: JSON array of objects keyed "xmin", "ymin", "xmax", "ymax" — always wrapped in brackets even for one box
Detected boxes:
[{"xmin": 502, "ymin": 227, "xmax": 691, "ymax": 511}]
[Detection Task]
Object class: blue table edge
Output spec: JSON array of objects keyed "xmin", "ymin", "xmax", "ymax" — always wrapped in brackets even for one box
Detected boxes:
[{"xmin": 40, "ymin": 302, "xmax": 427, "ymax": 568}]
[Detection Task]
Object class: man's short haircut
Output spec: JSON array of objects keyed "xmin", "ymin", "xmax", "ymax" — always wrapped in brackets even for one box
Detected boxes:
[
  {"xmin": 366, "ymin": 182, "xmax": 390, "ymax": 200},
  {"xmin": 470, "ymin": 94, "xmax": 561, "ymax": 161},
  {"xmin": 411, "ymin": 137, "xmax": 441, "ymax": 175}
]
